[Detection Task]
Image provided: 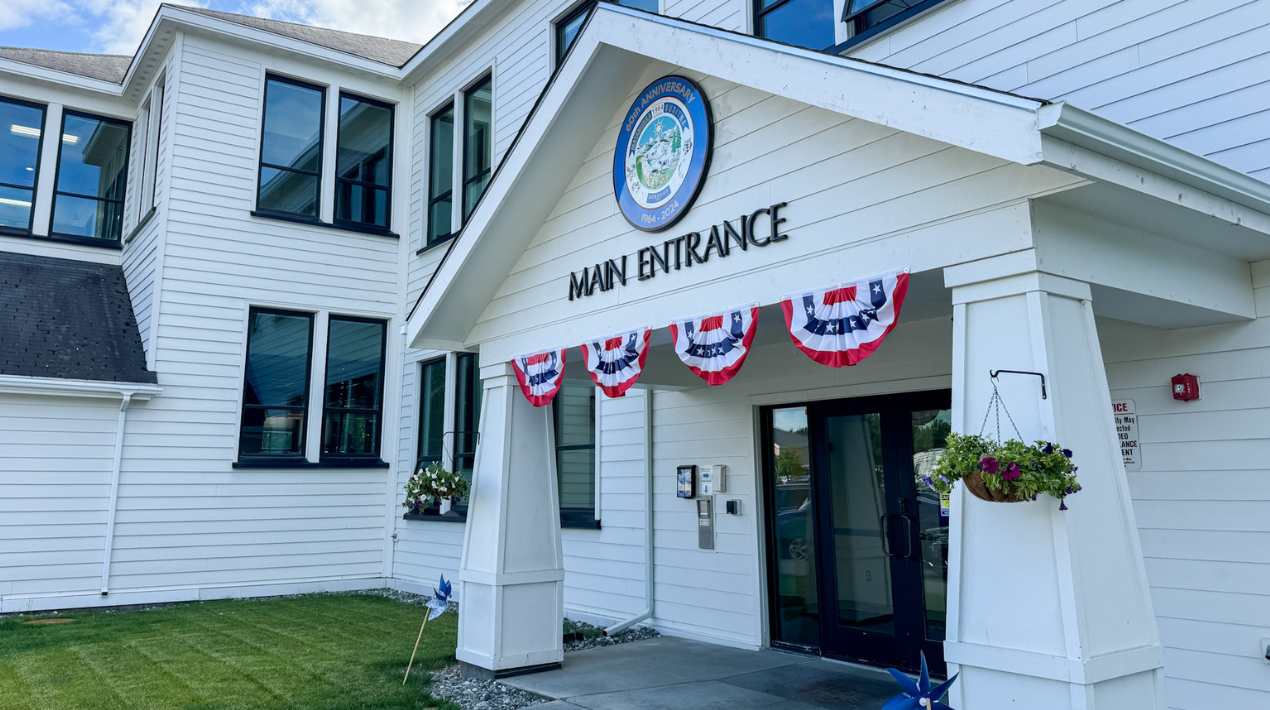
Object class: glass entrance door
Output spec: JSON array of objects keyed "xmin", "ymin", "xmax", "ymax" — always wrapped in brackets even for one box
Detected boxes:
[{"xmin": 763, "ymin": 392, "xmax": 950, "ymax": 674}]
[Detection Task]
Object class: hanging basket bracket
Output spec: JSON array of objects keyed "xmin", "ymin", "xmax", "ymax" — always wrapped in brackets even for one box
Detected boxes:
[{"xmin": 989, "ymin": 369, "xmax": 1047, "ymax": 400}]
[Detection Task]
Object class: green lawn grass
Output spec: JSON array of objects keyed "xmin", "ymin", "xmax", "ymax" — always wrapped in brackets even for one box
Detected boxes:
[{"xmin": 0, "ymin": 593, "xmax": 459, "ymax": 710}]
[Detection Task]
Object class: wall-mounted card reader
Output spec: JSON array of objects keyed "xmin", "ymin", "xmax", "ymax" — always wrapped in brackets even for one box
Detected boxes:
[{"xmin": 698, "ymin": 464, "xmax": 727, "ymax": 495}]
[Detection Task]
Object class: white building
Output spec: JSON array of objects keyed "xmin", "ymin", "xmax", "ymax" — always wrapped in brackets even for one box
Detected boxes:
[{"xmin": 2, "ymin": 2, "xmax": 1269, "ymax": 707}]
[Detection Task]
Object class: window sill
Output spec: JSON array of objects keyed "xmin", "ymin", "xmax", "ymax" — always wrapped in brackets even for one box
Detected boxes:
[
  {"xmin": 251, "ymin": 210, "xmax": 399, "ymax": 239},
  {"xmin": 415, "ymin": 234, "xmax": 454, "ymax": 256},
  {"xmin": 124, "ymin": 207, "xmax": 158, "ymax": 245},
  {"xmin": 233, "ymin": 458, "xmax": 390, "ymax": 469},
  {"xmin": 403, "ymin": 510, "xmax": 467, "ymax": 523},
  {"xmin": 562, "ymin": 518, "xmax": 602, "ymax": 530},
  {"xmin": 2, "ymin": 230, "xmax": 123, "ymax": 250},
  {"xmin": 829, "ymin": 0, "xmax": 950, "ymax": 55}
]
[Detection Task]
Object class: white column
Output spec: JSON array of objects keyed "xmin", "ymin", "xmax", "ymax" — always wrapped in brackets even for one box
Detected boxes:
[
  {"xmin": 944, "ymin": 258, "xmax": 1165, "ymax": 710},
  {"xmin": 456, "ymin": 362, "xmax": 564, "ymax": 677}
]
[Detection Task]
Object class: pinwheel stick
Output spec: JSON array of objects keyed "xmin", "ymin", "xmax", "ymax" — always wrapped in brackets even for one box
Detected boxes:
[{"xmin": 402, "ymin": 610, "xmax": 430, "ymax": 685}]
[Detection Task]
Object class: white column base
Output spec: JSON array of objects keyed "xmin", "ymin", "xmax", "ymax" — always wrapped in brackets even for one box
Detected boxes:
[
  {"xmin": 945, "ymin": 263, "xmax": 1165, "ymax": 710},
  {"xmin": 455, "ymin": 364, "xmax": 565, "ymax": 676}
]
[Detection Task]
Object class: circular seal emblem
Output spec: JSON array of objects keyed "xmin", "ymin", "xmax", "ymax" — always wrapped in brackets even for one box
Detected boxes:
[{"xmin": 613, "ymin": 75, "xmax": 712, "ymax": 232}]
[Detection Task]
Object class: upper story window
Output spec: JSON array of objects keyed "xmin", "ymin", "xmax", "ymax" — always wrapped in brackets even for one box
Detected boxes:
[
  {"xmin": 553, "ymin": 379, "xmax": 598, "ymax": 528},
  {"xmin": 461, "ymin": 76, "xmax": 493, "ymax": 221},
  {"xmin": 755, "ymin": 0, "xmax": 836, "ymax": 51},
  {"xmin": 335, "ymin": 93, "xmax": 393, "ymax": 231},
  {"xmin": 51, "ymin": 111, "xmax": 131, "ymax": 243},
  {"xmin": 426, "ymin": 102, "xmax": 455, "ymax": 247},
  {"xmin": 321, "ymin": 316, "xmax": 387, "ymax": 460},
  {"xmin": 257, "ymin": 75, "xmax": 324, "ymax": 219},
  {"xmin": 138, "ymin": 79, "xmax": 164, "ymax": 219},
  {"xmin": 844, "ymin": 0, "xmax": 932, "ymax": 37},
  {"xmin": 453, "ymin": 352, "xmax": 481, "ymax": 482},
  {"xmin": 555, "ymin": 0, "xmax": 659, "ymax": 65},
  {"xmin": 0, "ymin": 96, "xmax": 46, "ymax": 235},
  {"xmin": 239, "ymin": 308, "xmax": 314, "ymax": 460}
]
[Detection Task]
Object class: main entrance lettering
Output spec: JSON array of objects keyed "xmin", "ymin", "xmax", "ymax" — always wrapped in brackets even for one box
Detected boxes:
[{"xmin": 567, "ymin": 201, "xmax": 789, "ymax": 301}]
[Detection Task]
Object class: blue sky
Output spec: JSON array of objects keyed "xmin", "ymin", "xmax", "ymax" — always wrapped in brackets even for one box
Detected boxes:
[{"xmin": 0, "ymin": 1, "xmax": 467, "ymax": 56}]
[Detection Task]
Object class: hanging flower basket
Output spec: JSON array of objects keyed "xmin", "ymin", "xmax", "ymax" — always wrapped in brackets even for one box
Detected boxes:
[
  {"xmin": 928, "ymin": 434, "xmax": 1082, "ymax": 509},
  {"xmin": 403, "ymin": 462, "xmax": 470, "ymax": 515},
  {"xmin": 923, "ymin": 375, "xmax": 1082, "ymax": 510}
]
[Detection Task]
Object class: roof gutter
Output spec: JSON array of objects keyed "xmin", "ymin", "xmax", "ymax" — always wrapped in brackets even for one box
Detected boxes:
[
  {"xmin": 1037, "ymin": 102, "xmax": 1270, "ymax": 216},
  {"xmin": 0, "ymin": 375, "xmax": 161, "ymax": 400}
]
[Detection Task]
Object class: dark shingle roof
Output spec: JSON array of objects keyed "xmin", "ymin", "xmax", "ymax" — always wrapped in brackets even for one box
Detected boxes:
[
  {"xmin": 180, "ymin": 6, "xmax": 423, "ymax": 67},
  {"xmin": 0, "ymin": 47, "xmax": 131, "ymax": 83},
  {"xmin": 0, "ymin": 253, "xmax": 156, "ymax": 384}
]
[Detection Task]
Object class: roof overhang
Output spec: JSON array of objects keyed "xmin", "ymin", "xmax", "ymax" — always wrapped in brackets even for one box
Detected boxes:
[
  {"xmin": 0, "ymin": 375, "xmax": 161, "ymax": 400},
  {"xmin": 405, "ymin": 4, "xmax": 1270, "ymax": 352}
]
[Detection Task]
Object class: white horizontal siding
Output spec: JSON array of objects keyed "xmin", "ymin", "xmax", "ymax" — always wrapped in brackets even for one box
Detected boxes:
[
  {"xmin": 0, "ymin": 394, "xmax": 120, "ymax": 603},
  {"xmin": 847, "ymin": 0, "xmax": 1270, "ymax": 179},
  {"xmin": 664, "ymin": 0, "xmax": 747, "ymax": 32},
  {"xmin": 1100, "ymin": 265, "xmax": 1270, "ymax": 708}
]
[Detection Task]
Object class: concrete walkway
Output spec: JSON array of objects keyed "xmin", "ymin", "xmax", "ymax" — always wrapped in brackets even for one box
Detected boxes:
[{"xmin": 502, "ymin": 637, "xmax": 897, "ymax": 709}]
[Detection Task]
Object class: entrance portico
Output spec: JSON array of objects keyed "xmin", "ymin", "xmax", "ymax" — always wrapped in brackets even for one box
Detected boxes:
[{"xmin": 406, "ymin": 5, "xmax": 1270, "ymax": 707}]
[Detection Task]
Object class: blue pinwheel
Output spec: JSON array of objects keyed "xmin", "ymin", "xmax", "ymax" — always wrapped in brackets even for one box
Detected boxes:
[
  {"xmin": 884, "ymin": 652, "xmax": 957, "ymax": 710},
  {"xmin": 426, "ymin": 575, "xmax": 453, "ymax": 621},
  {"xmin": 404, "ymin": 575, "xmax": 454, "ymax": 684}
]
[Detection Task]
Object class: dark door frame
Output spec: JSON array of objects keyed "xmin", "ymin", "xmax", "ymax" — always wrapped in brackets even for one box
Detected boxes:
[{"xmin": 760, "ymin": 389, "xmax": 951, "ymax": 673}]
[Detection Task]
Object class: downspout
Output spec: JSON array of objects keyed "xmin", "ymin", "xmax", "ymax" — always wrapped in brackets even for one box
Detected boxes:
[
  {"xmin": 100, "ymin": 392, "xmax": 134, "ymax": 595},
  {"xmin": 605, "ymin": 388, "xmax": 654, "ymax": 635}
]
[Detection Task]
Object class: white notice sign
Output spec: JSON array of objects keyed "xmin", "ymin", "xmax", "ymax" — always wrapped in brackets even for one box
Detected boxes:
[{"xmin": 1112, "ymin": 400, "xmax": 1141, "ymax": 471}]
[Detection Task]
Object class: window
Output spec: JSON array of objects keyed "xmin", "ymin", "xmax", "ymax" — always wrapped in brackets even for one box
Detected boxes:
[
  {"xmin": 426, "ymin": 103, "xmax": 454, "ymax": 246},
  {"xmin": 335, "ymin": 93, "xmax": 393, "ymax": 230},
  {"xmin": 452, "ymin": 352, "xmax": 482, "ymax": 513},
  {"xmin": 754, "ymin": 0, "xmax": 836, "ymax": 51},
  {"xmin": 140, "ymin": 79, "xmax": 164, "ymax": 217},
  {"xmin": 555, "ymin": 0, "xmax": 659, "ymax": 65},
  {"xmin": 417, "ymin": 358, "xmax": 447, "ymax": 467},
  {"xmin": 257, "ymin": 75, "xmax": 324, "ymax": 219},
  {"xmin": 844, "ymin": 0, "xmax": 932, "ymax": 37},
  {"xmin": 239, "ymin": 308, "xmax": 314, "ymax": 459},
  {"xmin": 50, "ymin": 111, "xmax": 131, "ymax": 242},
  {"xmin": 461, "ymin": 76, "xmax": 493, "ymax": 221},
  {"xmin": 553, "ymin": 379, "xmax": 598, "ymax": 527},
  {"xmin": 321, "ymin": 316, "xmax": 387, "ymax": 460},
  {"xmin": 0, "ymin": 97, "xmax": 46, "ymax": 235}
]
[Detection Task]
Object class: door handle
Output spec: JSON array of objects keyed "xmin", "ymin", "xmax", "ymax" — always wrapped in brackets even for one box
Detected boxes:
[{"xmin": 879, "ymin": 513, "xmax": 915, "ymax": 559}]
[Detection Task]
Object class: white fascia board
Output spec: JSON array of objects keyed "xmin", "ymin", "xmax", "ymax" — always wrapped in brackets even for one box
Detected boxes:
[
  {"xmin": 1038, "ymin": 103, "xmax": 1270, "ymax": 231},
  {"xmin": 597, "ymin": 5, "xmax": 1046, "ymax": 166},
  {"xmin": 0, "ymin": 375, "xmax": 161, "ymax": 400},
  {"xmin": 0, "ymin": 58, "xmax": 125, "ymax": 96},
  {"xmin": 398, "ymin": 0, "xmax": 501, "ymax": 82}
]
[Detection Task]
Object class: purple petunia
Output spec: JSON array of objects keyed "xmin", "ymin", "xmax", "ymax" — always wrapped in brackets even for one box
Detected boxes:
[
  {"xmin": 1003, "ymin": 462, "xmax": 1022, "ymax": 481},
  {"xmin": 1042, "ymin": 443, "xmax": 1055, "ymax": 455},
  {"xmin": 979, "ymin": 456, "xmax": 999, "ymax": 474},
  {"xmin": 1062, "ymin": 448, "xmax": 1073, "ymax": 458}
]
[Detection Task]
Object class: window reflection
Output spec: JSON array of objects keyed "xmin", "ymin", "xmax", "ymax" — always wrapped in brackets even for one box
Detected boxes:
[
  {"xmin": 239, "ymin": 309, "xmax": 313, "ymax": 458},
  {"xmin": 911, "ymin": 408, "xmax": 951, "ymax": 641},
  {"xmin": 770, "ymin": 406, "xmax": 818, "ymax": 647},
  {"xmin": 257, "ymin": 76, "xmax": 323, "ymax": 218},
  {"xmin": 0, "ymin": 98, "xmax": 45, "ymax": 233},
  {"xmin": 756, "ymin": 0, "xmax": 836, "ymax": 51},
  {"xmin": 51, "ymin": 112, "xmax": 130, "ymax": 241},
  {"xmin": 322, "ymin": 317, "xmax": 386, "ymax": 458},
  {"xmin": 335, "ymin": 94, "xmax": 392, "ymax": 229},
  {"xmin": 462, "ymin": 76, "xmax": 492, "ymax": 220}
]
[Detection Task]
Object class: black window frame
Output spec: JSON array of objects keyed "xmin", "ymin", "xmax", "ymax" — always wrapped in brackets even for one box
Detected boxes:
[
  {"xmin": 450, "ymin": 351, "xmax": 482, "ymax": 519},
  {"xmin": 832, "ymin": 0, "xmax": 949, "ymax": 53},
  {"xmin": 320, "ymin": 314, "xmax": 389, "ymax": 463},
  {"xmin": 135, "ymin": 95, "xmax": 152, "ymax": 224},
  {"xmin": 333, "ymin": 90, "xmax": 395, "ymax": 234},
  {"xmin": 416, "ymin": 357, "xmax": 448, "ymax": 468},
  {"xmin": 147, "ymin": 78, "xmax": 165, "ymax": 216},
  {"xmin": 237, "ymin": 307, "xmax": 316, "ymax": 464},
  {"xmin": 753, "ymin": 0, "xmax": 838, "ymax": 52},
  {"xmin": 425, "ymin": 100, "xmax": 455, "ymax": 248},
  {"xmin": 553, "ymin": 380, "xmax": 601, "ymax": 529},
  {"xmin": 0, "ymin": 95, "xmax": 47, "ymax": 238},
  {"xmin": 554, "ymin": 1, "xmax": 659, "ymax": 67},
  {"xmin": 255, "ymin": 74, "xmax": 326, "ymax": 221},
  {"xmin": 49, "ymin": 108, "xmax": 132, "ymax": 245},
  {"xmin": 460, "ymin": 74, "xmax": 493, "ymax": 223}
]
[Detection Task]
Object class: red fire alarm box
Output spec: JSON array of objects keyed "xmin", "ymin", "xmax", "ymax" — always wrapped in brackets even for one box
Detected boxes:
[{"xmin": 1171, "ymin": 373, "xmax": 1200, "ymax": 402}]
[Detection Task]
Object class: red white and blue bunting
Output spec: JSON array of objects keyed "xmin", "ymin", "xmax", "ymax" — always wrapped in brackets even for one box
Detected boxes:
[
  {"xmin": 780, "ymin": 271, "xmax": 909, "ymax": 368},
  {"xmin": 506, "ymin": 271, "xmax": 908, "ymax": 406},
  {"xmin": 581, "ymin": 329, "xmax": 652, "ymax": 398},
  {"xmin": 510, "ymin": 349, "xmax": 568, "ymax": 407},
  {"xmin": 668, "ymin": 307, "xmax": 759, "ymax": 386}
]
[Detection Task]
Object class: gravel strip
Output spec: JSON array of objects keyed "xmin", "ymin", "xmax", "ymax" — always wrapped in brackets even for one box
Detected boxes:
[
  {"xmin": 428, "ymin": 666, "xmax": 549, "ymax": 709},
  {"xmin": 563, "ymin": 619, "xmax": 658, "ymax": 652}
]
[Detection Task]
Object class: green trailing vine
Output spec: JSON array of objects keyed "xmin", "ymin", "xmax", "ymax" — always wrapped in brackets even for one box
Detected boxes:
[{"xmin": 925, "ymin": 433, "xmax": 1082, "ymax": 510}]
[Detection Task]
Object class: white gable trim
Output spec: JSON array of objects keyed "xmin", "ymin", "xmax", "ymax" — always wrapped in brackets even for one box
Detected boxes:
[{"xmin": 0, "ymin": 375, "xmax": 161, "ymax": 400}]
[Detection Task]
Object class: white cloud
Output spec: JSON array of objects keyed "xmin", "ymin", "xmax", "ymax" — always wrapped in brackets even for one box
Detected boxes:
[
  {"xmin": 0, "ymin": 0, "xmax": 74, "ymax": 33},
  {"xmin": 9, "ymin": 1, "xmax": 468, "ymax": 57},
  {"xmin": 247, "ymin": 0, "xmax": 470, "ymax": 46}
]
